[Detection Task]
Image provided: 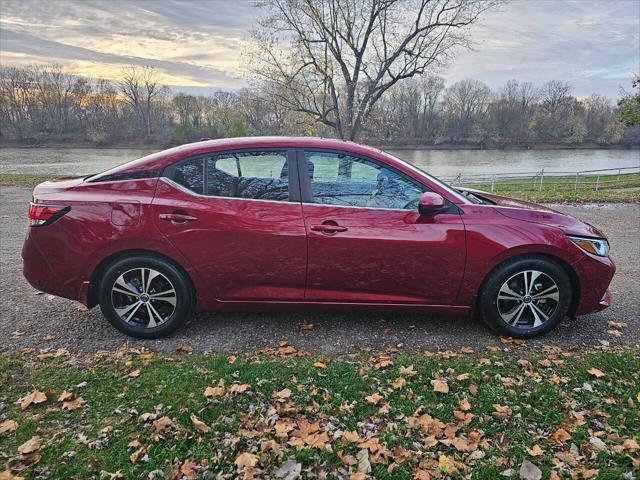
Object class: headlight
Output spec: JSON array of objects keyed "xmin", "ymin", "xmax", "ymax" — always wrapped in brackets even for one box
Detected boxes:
[{"xmin": 567, "ymin": 235, "xmax": 609, "ymax": 257}]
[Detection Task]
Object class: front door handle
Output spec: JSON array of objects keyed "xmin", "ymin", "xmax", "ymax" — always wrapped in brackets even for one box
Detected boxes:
[
  {"xmin": 159, "ymin": 213, "xmax": 198, "ymax": 223},
  {"xmin": 310, "ymin": 224, "xmax": 348, "ymax": 233}
]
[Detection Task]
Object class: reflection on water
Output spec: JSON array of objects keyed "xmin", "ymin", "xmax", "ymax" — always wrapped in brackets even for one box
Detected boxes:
[{"xmin": 0, "ymin": 146, "xmax": 638, "ymax": 178}]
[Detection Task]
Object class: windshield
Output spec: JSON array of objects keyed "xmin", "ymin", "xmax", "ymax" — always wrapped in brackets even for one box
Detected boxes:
[{"xmin": 380, "ymin": 150, "xmax": 471, "ymax": 204}]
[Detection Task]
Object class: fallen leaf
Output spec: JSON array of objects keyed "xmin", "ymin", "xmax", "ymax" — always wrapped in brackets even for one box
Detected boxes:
[
  {"xmin": 587, "ymin": 368, "xmax": 605, "ymax": 378},
  {"xmin": 607, "ymin": 321, "xmax": 626, "ymax": 329},
  {"xmin": 190, "ymin": 414, "xmax": 210, "ymax": 433},
  {"xmin": 313, "ymin": 361, "xmax": 326, "ymax": 369},
  {"xmin": 456, "ymin": 373, "xmax": 470, "ymax": 381},
  {"xmin": 492, "ymin": 404, "xmax": 511, "ymax": 417},
  {"xmin": 365, "ymin": 392, "xmax": 383, "ymax": 405},
  {"xmin": 391, "ymin": 377, "xmax": 406, "ymax": 390},
  {"xmin": 527, "ymin": 444, "xmax": 544, "ymax": 456},
  {"xmin": 273, "ymin": 388, "xmax": 292, "ymax": 401},
  {"xmin": 227, "ymin": 355, "xmax": 237, "ymax": 364},
  {"xmin": 438, "ymin": 454, "xmax": 456, "ymax": 474},
  {"xmin": 552, "ymin": 428, "xmax": 572, "ymax": 443},
  {"xmin": 235, "ymin": 452, "xmax": 258, "ymax": 468},
  {"xmin": 229, "ymin": 383, "xmax": 250, "ymax": 394},
  {"xmin": 62, "ymin": 397, "xmax": 85, "ymax": 411},
  {"xmin": 399, "ymin": 365, "xmax": 417, "ymax": 376},
  {"xmin": 18, "ymin": 436, "xmax": 42, "ymax": 454},
  {"xmin": 204, "ymin": 380, "xmax": 225, "ymax": 397},
  {"xmin": 128, "ymin": 369, "xmax": 141, "ymax": 378},
  {"xmin": 350, "ymin": 473, "xmax": 367, "ymax": 480},
  {"xmin": 0, "ymin": 419, "xmax": 18, "ymax": 435},
  {"xmin": 130, "ymin": 446, "xmax": 145, "ymax": 463},
  {"xmin": 343, "ymin": 431, "xmax": 360, "ymax": 443},
  {"xmin": 19, "ymin": 391, "xmax": 47, "ymax": 410},
  {"xmin": 299, "ymin": 322, "xmax": 316, "ymax": 330},
  {"xmin": 152, "ymin": 416, "xmax": 172, "ymax": 433},
  {"xmin": 176, "ymin": 343, "xmax": 193, "ymax": 353},
  {"xmin": 458, "ymin": 398, "xmax": 471, "ymax": 411},
  {"xmin": 57, "ymin": 391, "xmax": 74, "ymax": 402},
  {"xmin": 432, "ymin": 380, "xmax": 449, "ymax": 394}
]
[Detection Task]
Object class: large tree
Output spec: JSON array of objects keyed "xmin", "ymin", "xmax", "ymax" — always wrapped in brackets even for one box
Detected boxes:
[
  {"xmin": 250, "ymin": 0, "xmax": 504, "ymax": 141},
  {"xmin": 618, "ymin": 75, "xmax": 640, "ymax": 127}
]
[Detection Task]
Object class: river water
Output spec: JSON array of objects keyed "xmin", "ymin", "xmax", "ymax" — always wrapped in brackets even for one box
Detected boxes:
[{"xmin": 0, "ymin": 146, "xmax": 638, "ymax": 178}]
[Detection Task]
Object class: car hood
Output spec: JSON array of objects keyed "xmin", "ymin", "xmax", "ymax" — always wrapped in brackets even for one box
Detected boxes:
[{"xmin": 459, "ymin": 187, "xmax": 606, "ymax": 238}]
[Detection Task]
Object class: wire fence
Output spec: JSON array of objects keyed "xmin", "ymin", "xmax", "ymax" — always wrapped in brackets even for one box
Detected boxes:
[{"xmin": 441, "ymin": 166, "xmax": 640, "ymax": 193}]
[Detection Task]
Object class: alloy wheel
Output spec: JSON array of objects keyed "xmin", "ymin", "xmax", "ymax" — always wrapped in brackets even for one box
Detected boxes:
[
  {"xmin": 110, "ymin": 268, "xmax": 177, "ymax": 328},
  {"xmin": 496, "ymin": 270, "xmax": 560, "ymax": 329}
]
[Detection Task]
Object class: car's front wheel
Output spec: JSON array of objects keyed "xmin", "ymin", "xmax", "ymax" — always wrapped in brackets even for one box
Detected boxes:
[
  {"xmin": 98, "ymin": 254, "xmax": 194, "ymax": 338},
  {"xmin": 479, "ymin": 256, "xmax": 572, "ymax": 338}
]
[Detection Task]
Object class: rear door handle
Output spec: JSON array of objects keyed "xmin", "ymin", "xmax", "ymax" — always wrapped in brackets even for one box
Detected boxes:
[
  {"xmin": 310, "ymin": 224, "xmax": 348, "ymax": 233},
  {"xmin": 159, "ymin": 213, "xmax": 198, "ymax": 223}
]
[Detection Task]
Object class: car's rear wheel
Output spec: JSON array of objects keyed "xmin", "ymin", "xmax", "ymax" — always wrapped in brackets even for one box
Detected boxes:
[
  {"xmin": 479, "ymin": 256, "xmax": 572, "ymax": 338},
  {"xmin": 98, "ymin": 254, "xmax": 194, "ymax": 338}
]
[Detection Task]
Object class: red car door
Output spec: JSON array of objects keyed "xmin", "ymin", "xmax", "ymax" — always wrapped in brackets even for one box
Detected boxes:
[
  {"xmin": 298, "ymin": 150, "xmax": 466, "ymax": 305},
  {"xmin": 153, "ymin": 149, "xmax": 307, "ymax": 302}
]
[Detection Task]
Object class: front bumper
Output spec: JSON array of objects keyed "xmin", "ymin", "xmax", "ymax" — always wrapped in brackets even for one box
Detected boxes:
[{"xmin": 572, "ymin": 253, "xmax": 616, "ymax": 315}]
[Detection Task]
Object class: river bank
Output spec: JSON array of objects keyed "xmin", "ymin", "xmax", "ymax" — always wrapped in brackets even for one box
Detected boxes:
[{"xmin": 2, "ymin": 140, "xmax": 639, "ymax": 151}]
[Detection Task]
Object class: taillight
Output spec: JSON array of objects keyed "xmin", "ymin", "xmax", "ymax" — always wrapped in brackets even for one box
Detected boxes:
[{"xmin": 28, "ymin": 202, "xmax": 70, "ymax": 226}]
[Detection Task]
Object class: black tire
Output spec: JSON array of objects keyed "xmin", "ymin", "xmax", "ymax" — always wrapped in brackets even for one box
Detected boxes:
[
  {"xmin": 479, "ymin": 256, "xmax": 572, "ymax": 338},
  {"xmin": 98, "ymin": 254, "xmax": 194, "ymax": 338}
]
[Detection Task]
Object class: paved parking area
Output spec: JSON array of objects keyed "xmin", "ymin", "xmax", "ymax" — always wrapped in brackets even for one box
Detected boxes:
[{"xmin": 1, "ymin": 186, "xmax": 638, "ymax": 355}]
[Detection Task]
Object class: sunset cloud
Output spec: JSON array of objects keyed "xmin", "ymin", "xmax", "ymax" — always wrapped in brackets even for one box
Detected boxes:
[{"xmin": 0, "ymin": 0, "xmax": 637, "ymax": 96}]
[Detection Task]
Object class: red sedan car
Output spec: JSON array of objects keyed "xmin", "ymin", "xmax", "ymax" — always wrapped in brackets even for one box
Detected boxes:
[{"xmin": 22, "ymin": 137, "xmax": 615, "ymax": 338}]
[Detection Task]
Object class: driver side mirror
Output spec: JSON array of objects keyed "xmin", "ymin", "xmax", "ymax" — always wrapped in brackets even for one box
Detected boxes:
[{"xmin": 418, "ymin": 192, "xmax": 445, "ymax": 214}]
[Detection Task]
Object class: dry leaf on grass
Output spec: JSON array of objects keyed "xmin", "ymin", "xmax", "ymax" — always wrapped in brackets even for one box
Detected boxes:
[
  {"xmin": 128, "ymin": 369, "xmax": 141, "ymax": 378},
  {"xmin": 313, "ymin": 361, "xmax": 326, "ymax": 369},
  {"xmin": 19, "ymin": 390, "xmax": 47, "ymax": 410},
  {"xmin": 552, "ymin": 428, "xmax": 572, "ymax": 443},
  {"xmin": 0, "ymin": 419, "xmax": 18, "ymax": 436},
  {"xmin": 229, "ymin": 383, "xmax": 250, "ymax": 394},
  {"xmin": 235, "ymin": 452, "xmax": 258, "ymax": 468},
  {"xmin": 190, "ymin": 414, "xmax": 210, "ymax": 433},
  {"xmin": 18, "ymin": 436, "xmax": 42, "ymax": 454},
  {"xmin": 130, "ymin": 446, "xmax": 145, "ymax": 463},
  {"xmin": 176, "ymin": 343, "xmax": 193, "ymax": 353},
  {"xmin": 62, "ymin": 397, "xmax": 85, "ymax": 411},
  {"xmin": 204, "ymin": 380, "xmax": 225, "ymax": 397},
  {"xmin": 272, "ymin": 388, "xmax": 292, "ymax": 401},
  {"xmin": 587, "ymin": 368, "xmax": 605, "ymax": 378},
  {"xmin": 431, "ymin": 380, "xmax": 449, "ymax": 394},
  {"xmin": 152, "ymin": 416, "xmax": 172, "ymax": 433},
  {"xmin": 365, "ymin": 392, "xmax": 383, "ymax": 405},
  {"xmin": 527, "ymin": 444, "xmax": 544, "ymax": 456}
]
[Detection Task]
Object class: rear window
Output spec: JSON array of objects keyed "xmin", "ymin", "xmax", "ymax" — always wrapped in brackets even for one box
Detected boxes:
[{"xmin": 170, "ymin": 150, "xmax": 289, "ymax": 201}]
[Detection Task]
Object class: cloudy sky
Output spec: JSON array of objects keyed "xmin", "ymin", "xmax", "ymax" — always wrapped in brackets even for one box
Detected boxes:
[{"xmin": 0, "ymin": 0, "xmax": 638, "ymax": 97}]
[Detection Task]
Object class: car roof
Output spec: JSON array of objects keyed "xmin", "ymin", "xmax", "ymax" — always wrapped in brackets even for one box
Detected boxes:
[{"xmin": 95, "ymin": 136, "xmax": 391, "ymax": 177}]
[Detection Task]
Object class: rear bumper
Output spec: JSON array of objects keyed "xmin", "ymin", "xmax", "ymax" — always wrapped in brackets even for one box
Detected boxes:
[
  {"xmin": 22, "ymin": 228, "xmax": 88, "ymax": 305},
  {"xmin": 573, "ymin": 253, "xmax": 616, "ymax": 315}
]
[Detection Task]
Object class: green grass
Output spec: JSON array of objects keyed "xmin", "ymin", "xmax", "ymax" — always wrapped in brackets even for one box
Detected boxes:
[
  {"xmin": 0, "ymin": 174, "xmax": 53, "ymax": 189},
  {"xmin": 463, "ymin": 172, "xmax": 640, "ymax": 203},
  {"xmin": 1, "ymin": 349, "xmax": 638, "ymax": 479}
]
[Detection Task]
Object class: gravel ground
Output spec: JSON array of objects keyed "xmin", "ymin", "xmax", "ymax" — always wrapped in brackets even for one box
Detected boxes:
[{"xmin": 1, "ymin": 186, "xmax": 638, "ymax": 356}]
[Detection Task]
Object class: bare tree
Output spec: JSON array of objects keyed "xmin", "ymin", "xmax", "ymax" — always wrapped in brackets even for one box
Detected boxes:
[
  {"xmin": 118, "ymin": 66, "xmax": 167, "ymax": 138},
  {"xmin": 442, "ymin": 78, "xmax": 490, "ymax": 142},
  {"xmin": 250, "ymin": 0, "xmax": 504, "ymax": 141}
]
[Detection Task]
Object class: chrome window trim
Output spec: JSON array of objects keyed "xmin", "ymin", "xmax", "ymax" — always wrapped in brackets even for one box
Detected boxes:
[
  {"xmin": 301, "ymin": 202, "xmax": 414, "ymax": 213},
  {"xmin": 159, "ymin": 177, "xmax": 295, "ymax": 205}
]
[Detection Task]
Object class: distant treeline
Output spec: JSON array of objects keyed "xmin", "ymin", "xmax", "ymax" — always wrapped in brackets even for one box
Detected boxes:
[{"xmin": 1, "ymin": 64, "xmax": 638, "ymax": 148}]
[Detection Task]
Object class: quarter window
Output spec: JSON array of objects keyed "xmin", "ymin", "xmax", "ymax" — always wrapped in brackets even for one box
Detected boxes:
[
  {"xmin": 171, "ymin": 150, "xmax": 289, "ymax": 201},
  {"xmin": 304, "ymin": 151, "xmax": 424, "ymax": 210}
]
